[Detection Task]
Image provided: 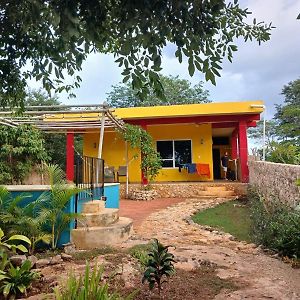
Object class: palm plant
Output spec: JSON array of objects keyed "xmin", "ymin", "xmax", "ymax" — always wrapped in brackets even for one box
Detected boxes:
[
  {"xmin": 41, "ymin": 164, "xmax": 82, "ymax": 249},
  {"xmin": 0, "ymin": 187, "xmax": 51, "ymax": 254}
]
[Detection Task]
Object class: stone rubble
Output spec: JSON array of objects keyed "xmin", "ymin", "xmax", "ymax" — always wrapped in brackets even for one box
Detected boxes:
[{"xmin": 122, "ymin": 196, "xmax": 300, "ymax": 299}]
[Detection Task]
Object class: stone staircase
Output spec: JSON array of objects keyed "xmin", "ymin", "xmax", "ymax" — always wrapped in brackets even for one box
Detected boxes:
[
  {"xmin": 71, "ymin": 201, "xmax": 133, "ymax": 250},
  {"xmin": 196, "ymin": 186, "xmax": 236, "ymax": 198}
]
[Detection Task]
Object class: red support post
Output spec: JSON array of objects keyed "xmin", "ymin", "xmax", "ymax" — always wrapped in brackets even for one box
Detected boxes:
[
  {"xmin": 66, "ymin": 132, "xmax": 75, "ymax": 182},
  {"xmin": 140, "ymin": 123, "xmax": 148, "ymax": 185},
  {"xmin": 238, "ymin": 121, "xmax": 249, "ymax": 183},
  {"xmin": 231, "ymin": 129, "xmax": 238, "ymax": 160}
]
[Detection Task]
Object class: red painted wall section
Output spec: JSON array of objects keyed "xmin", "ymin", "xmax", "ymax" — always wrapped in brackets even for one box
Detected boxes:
[
  {"xmin": 231, "ymin": 129, "xmax": 238, "ymax": 160},
  {"xmin": 238, "ymin": 121, "xmax": 249, "ymax": 183},
  {"xmin": 140, "ymin": 123, "xmax": 148, "ymax": 185},
  {"xmin": 66, "ymin": 132, "xmax": 75, "ymax": 182}
]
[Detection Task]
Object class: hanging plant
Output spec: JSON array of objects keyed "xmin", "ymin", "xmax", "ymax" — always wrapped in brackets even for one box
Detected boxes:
[{"xmin": 120, "ymin": 124, "xmax": 162, "ymax": 185}]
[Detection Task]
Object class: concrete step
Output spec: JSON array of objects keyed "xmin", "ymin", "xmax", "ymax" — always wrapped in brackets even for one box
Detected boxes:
[
  {"xmin": 78, "ymin": 209, "xmax": 119, "ymax": 227},
  {"xmin": 81, "ymin": 201, "xmax": 105, "ymax": 214},
  {"xmin": 71, "ymin": 217, "xmax": 133, "ymax": 250},
  {"xmin": 197, "ymin": 190, "xmax": 236, "ymax": 197},
  {"xmin": 205, "ymin": 186, "xmax": 227, "ymax": 192}
]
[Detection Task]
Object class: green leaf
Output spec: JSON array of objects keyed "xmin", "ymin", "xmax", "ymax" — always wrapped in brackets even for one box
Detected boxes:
[
  {"xmin": 188, "ymin": 58, "xmax": 195, "ymax": 76},
  {"xmin": 14, "ymin": 244, "xmax": 28, "ymax": 253},
  {"xmin": 8, "ymin": 235, "xmax": 31, "ymax": 245}
]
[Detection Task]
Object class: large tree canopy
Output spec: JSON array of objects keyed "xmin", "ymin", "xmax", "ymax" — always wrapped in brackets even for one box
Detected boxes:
[
  {"xmin": 0, "ymin": 0, "xmax": 272, "ymax": 107},
  {"xmin": 249, "ymin": 78, "xmax": 300, "ymax": 164},
  {"xmin": 275, "ymin": 79, "xmax": 300, "ymax": 144},
  {"xmin": 106, "ymin": 75, "xmax": 210, "ymax": 108}
]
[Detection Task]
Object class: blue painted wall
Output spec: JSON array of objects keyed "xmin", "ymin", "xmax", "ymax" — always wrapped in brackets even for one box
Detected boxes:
[{"xmin": 7, "ymin": 183, "xmax": 120, "ymax": 247}]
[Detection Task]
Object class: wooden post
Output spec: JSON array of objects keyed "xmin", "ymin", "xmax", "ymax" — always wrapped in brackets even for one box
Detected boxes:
[{"xmin": 66, "ymin": 132, "xmax": 74, "ymax": 181}]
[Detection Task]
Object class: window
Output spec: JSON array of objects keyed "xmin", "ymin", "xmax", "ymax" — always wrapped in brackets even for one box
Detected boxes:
[{"xmin": 157, "ymin": 140, "xmax": 192, "ymax": 168}]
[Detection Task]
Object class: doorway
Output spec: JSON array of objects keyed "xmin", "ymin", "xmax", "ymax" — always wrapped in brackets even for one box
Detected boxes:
[{"xmin": 212, "ymin": 148, "xmax": 221, "ymax": 180}]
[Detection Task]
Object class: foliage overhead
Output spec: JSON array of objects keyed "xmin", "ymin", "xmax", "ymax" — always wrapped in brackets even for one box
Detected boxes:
[
  {"xmin": 0, "ymin": 124, "xmax": 48, "ymax": 184},
  {"xmin": 0, "ymin": 1, "xmax": 272, "ymax": 107},
  {"xmin": 121, "ymin": 124, "xmax": 162, "ymax": 184},
  {"xmin": 106, "ymin": 75, "xmax": 210, "ymax": 108}
]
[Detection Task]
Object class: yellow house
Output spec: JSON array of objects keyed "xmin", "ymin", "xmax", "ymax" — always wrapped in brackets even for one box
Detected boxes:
[{"xmin": 81, "ymin": 101, "xmax": 263, "ymax": 183}]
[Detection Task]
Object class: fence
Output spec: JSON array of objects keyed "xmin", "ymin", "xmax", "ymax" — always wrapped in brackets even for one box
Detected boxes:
[{"xmin": 74, "ymin": 155, "xmax": 105, "ymax": 216}]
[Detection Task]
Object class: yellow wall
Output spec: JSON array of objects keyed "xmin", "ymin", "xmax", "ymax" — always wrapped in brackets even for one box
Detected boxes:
[
  {"xmin": 83, "ymin": 130, "xmax": 141, "ymax": 183},
  {"xmin": 83, "ymin": 123, "xmax": 213, "ymax": 182}
]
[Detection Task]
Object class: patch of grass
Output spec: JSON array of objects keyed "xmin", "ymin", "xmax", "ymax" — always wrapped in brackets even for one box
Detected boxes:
[
  {"xmin": 192, "ymin": 200, "xmax": 252, "ymax": 242},
  {"xmin": 72, "ymin": 247, "xmax": 118, "ymax": 261},
  {"xmin": 127, "ymin": 243, "xmax": 152, "ymax": 255},
  {"xmin": 127, "ymin": 243, "xmax": 152, "ymax": 271}
]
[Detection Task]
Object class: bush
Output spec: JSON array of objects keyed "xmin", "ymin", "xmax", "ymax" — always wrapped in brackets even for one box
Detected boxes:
[
  {"xmin": 0, "ymin": 228, "xmax": 38, "ymax": 299},
  {"xmin": 249, "ymin": 189, "xmax": 300, "ymax": 258},
  {"xmin": 54, "ymin": 263, "xmax": 135, "ymax": 300},
  {"xmin": 0, "ymin": 260, "xmax": 39, "ymax": 299}
]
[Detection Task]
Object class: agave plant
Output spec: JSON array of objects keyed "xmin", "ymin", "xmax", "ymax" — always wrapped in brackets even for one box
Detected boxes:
[{"xmin": 142, "ymin": 239, "xmax": 176, "ymax": 295}]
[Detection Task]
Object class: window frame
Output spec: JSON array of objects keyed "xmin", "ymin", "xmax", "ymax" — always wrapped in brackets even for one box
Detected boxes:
[{"xmin": 156, "ymin": 139, "xmax": 193, "ymax": 169}]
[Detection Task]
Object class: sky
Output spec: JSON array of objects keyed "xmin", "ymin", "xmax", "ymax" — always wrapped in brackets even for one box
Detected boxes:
[{"xmin": 28, "ymin": 0, "xmax": 300, "ymax": 119}]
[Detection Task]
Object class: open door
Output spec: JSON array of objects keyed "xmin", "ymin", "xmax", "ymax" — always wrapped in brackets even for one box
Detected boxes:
[{"xmin": 212, "ymin": 148, "xmax": 221, "ymax": 180}]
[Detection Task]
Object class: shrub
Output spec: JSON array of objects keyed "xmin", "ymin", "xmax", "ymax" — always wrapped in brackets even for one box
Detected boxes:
[
  {"xmin": 0, "ymin": 228, "xmax": 38, "ymax": 299},
  {"xmin": 249, "ymin": 189, "xmax": 300, "ymax": 258},
  {"xmin": 142, "ymin": 239, "xmax": 175, "ymax": 295},
  {"xmin": 54, "ymin": 263, "xmax": 134, "ymax": 300},
  {"xmin": 0, "ymin": 260, "xmax": 39, "ymax": 299}
]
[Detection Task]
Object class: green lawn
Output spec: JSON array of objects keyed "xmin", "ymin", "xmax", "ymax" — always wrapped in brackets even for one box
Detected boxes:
[{"xmin": 192, "ymin": 200, "xmax": 252, "ymax": 242}]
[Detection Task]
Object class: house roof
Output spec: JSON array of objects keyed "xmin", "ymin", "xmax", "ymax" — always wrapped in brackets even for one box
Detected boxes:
[{"xmin": 114, "ymin": 101, "xmax": 264, "ymax": 120}]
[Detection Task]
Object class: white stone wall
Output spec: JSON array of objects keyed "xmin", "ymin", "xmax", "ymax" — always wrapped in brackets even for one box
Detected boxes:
[{"xmin": 249, "ymin": 160, "xmax": 300, "ymax": 207}]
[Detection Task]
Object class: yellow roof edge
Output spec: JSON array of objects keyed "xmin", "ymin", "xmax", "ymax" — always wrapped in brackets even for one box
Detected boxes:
[{"xmin": 114, "ymin": 100, "xmax": 264, "ymax": 120}]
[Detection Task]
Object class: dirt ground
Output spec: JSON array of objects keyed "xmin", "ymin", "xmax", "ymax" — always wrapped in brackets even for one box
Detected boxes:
[
  {"xmin": 25, "ymin": 196, "xmax": 300, "ymax": 299},
  {"xmin": 120, "ymin": 196, "xmax": 300, "ymax": 300}
]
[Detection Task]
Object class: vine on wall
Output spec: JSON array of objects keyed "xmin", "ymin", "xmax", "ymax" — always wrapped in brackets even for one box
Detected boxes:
[{"xmin": 120, "ymin": 124, "xmax": 162, "ymax": 184}]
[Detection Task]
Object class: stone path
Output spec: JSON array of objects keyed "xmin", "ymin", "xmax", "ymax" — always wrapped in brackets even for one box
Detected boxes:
[{"xmin": 121, "ymin": 197, "xmax": 300, "ymax": 300}]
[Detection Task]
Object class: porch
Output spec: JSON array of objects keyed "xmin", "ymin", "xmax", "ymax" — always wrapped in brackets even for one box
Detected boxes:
[{"xmin": 119, "ymin": 181, "xmax": 247, "ymax": 199}]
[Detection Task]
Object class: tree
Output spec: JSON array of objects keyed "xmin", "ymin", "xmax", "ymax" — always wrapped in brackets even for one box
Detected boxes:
[
  {"xmin": 275, "ymin": 79, "xmax": 300, "ymax": 144},
  {"xmin": 0, "ymin": 1, "xmax": 272, "ymax": 107},
  {"xmin": 24, "ymin": 90, "xmax": 83, "ymax": 170},
  {"xmin": 0, "ymin": 124, "xmax": 48, "ymax": 184},
  {"xmin": 107, "ymin": 75, "xmax": 210, "ymax": 108},
  {"xmin": 249, "ymin": 79, "xmax": 300, "ymax": 164}
]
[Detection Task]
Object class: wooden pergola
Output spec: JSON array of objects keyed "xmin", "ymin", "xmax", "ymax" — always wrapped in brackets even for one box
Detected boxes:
[{"xmin": 0, "ymin": 104, "xmax": 127, "ymax": 185}]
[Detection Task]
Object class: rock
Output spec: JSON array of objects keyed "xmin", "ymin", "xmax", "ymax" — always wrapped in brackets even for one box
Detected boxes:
[
  {"xmin": 27, "ymin": 255, "xmax": 38, "ymax": 268},
  {"xmin": 61, "ymin": 253, "xmax": 73, "ymax": 261},
  {"xmin": 50, "ymin": 254, "xmax": 63, "ymax": 265},
  {"xmin": 63, "ymin": 242, "xmax": 76, "ymax": 254},
  {"xmin": 36, "ymin": 258, "xmax": 50, "ymax": 268},
  {"xmin": 10, "ymin": 255, "xmax": 27, "ymax": 266}
]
